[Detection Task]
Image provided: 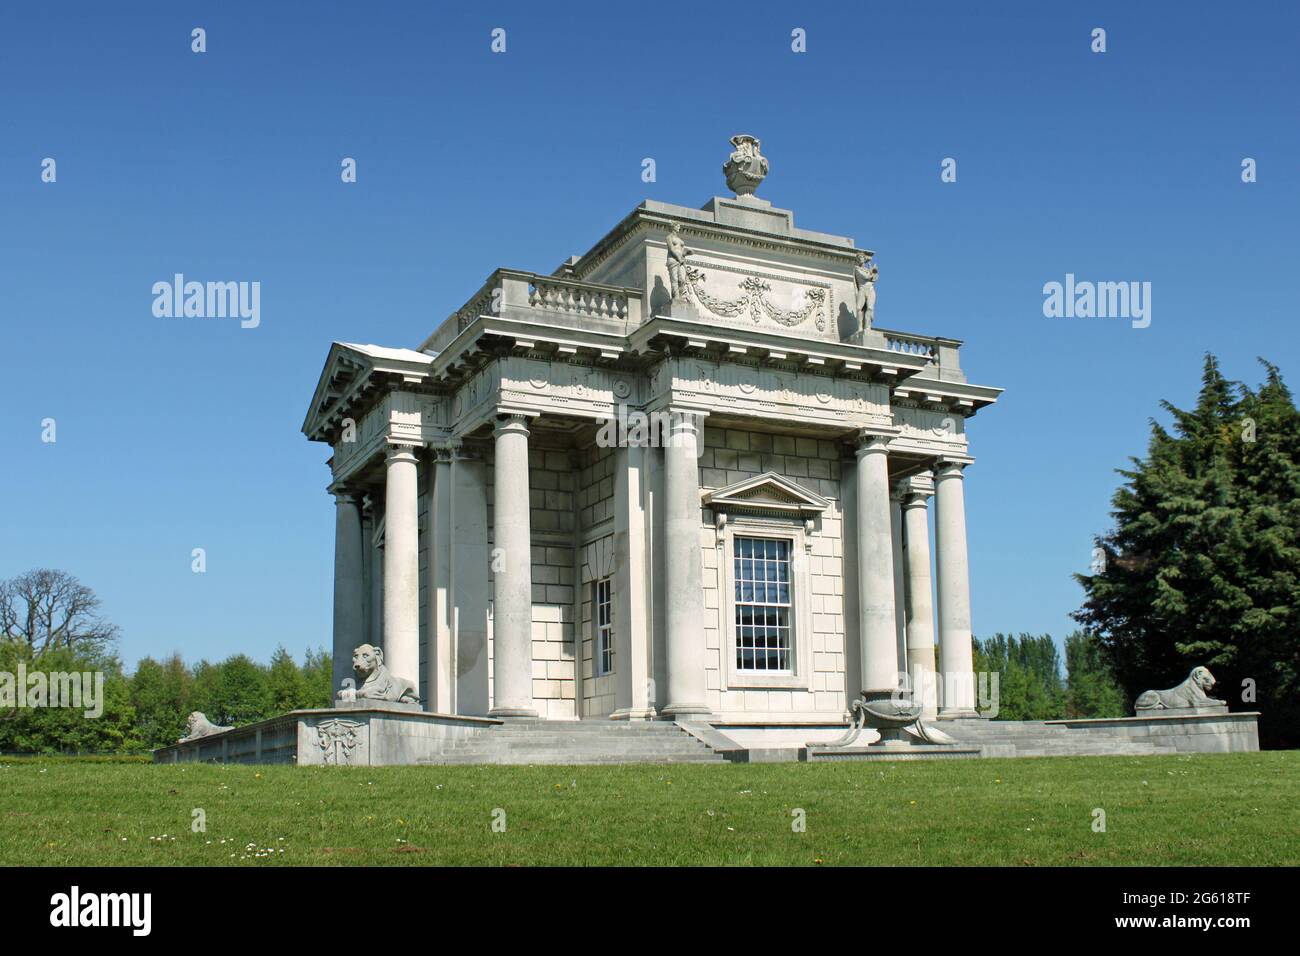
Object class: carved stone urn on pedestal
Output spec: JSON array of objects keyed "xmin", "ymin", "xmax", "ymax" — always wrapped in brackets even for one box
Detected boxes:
[{"xmin": 723, "ymin": 134, "xmax": 769, "ymax": 197}]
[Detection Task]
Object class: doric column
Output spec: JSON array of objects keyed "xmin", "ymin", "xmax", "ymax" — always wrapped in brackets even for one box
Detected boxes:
[
  {"xmin": 934, "ymin": 458, "xmax": 978, "ymax": 718},
  {"xmin": 330, "ymin": 489, "xmax": 365, "ymax": 696},
  {"xmin": 611, "ymin": 443, "xmax": 655, "ymax": 720},
  {"xmin": 450, "ymin": 444, "xmax": 490, "ymax": 715},
  {"xmin": 900, "ymin": 472, "xmax": 938, "ymax": 718},
  {"xmin": 855, "ymin": 431, "xmax": 901, "ymax": 694},
  {"xmin": 490, "ymin": 414, "xmax": 537, "ymax": 717},
  {"xmin": 382, "ymin": 444, "xmax": 421, "ymax": 690},
  {"xmin": 890, "ymin": 492, "xmax": 907, "ymax": 671},
  {"xmin": 662, "ymin": 408, "xmax": 710, "ymax": 717},
  {"xmin": 426, "ymin": 447, "xmax": 454, "ymax": 713},
  {"xmin": 359, "ymin": 495, "xmax": 375, "ymax": 647}
]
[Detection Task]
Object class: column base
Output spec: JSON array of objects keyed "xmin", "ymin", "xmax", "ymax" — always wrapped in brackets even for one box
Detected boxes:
[
  {"xmin": 609, "ymin": 707, "xmax": 658, "ymax": 721},
  {"xmin": 937, "ymin": 709, "xmax": 981, "ymax": 720},
  {"xmin": 488, "ymin": 707, "xmax": 539, "ymax": 719},
  {"xmin": 661, "ymin": 703, "xmax": 711, "ymax": 719}
]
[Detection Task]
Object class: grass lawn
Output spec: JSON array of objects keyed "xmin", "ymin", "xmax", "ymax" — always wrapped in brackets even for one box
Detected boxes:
[{"xmin": 1, "ymin": 751, "xmax": 1295, "ymax": 866}]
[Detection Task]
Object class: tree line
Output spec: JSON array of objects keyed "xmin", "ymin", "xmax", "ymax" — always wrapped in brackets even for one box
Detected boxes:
[{"xmin": 972, "ymin": 631, "xmax": 1126, "ymax": 720}]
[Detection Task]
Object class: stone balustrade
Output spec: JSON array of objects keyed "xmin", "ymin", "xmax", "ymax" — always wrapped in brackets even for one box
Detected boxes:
[
  {"xmin": 452, "ymin": 269, "xmax": 643, "ymax": 335},
  {"xmin": 875, "ymin": 327, "xmax": 963, "ymax": 379}
]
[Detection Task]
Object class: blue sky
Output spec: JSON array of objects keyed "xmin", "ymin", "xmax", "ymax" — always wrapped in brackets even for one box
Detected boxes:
[{"xmin": 2, "ymin": 2, "xmax": 1296, "ymax": 670}]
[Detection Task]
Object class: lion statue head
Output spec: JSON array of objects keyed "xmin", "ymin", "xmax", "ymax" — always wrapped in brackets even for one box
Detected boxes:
[
  {"xmin": 352, "ymin": 644, "xmax": 384, "ymax": 682},
  {"xmin": 1190, "ymin": 666, "xmax": 1216, "ymax": 694}
]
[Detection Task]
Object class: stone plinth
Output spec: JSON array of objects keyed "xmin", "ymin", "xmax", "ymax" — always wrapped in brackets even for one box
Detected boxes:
[
  {"xmin": 152, "ymin": 706, "xmax": 501, "ymax": 766},
  {"xmin": 804, "ymin": 743, "xmax": 981, "ymax": 761}
]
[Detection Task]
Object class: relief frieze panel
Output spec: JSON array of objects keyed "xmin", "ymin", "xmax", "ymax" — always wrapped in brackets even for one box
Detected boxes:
[
  {"xmin": 890, "ymin": 401, "xmax": 969, "ymax": 455},
  {"xmin": 495, "ymin": 356, "xmax": 640, "ymax": 421},
  {"xmin": 654, "ymin": 357, "xmax": 890, "ymax": 428}
]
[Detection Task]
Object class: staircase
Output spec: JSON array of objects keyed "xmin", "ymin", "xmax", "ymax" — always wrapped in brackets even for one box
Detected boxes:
[
  {"xmin": 420, "ymin": 719, "xmax": 728, "ymax": 765},
  {"xmin": 941, "ymin": 719, "xmax": 1180, "ymax": 758}
]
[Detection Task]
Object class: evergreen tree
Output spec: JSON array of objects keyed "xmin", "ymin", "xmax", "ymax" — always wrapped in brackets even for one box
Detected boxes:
[{"xmin": 1075, "ymin": 355, "xmax": 1300, "ymax": 746}]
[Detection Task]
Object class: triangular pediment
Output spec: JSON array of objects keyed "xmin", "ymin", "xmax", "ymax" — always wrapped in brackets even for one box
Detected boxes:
[
  {"xmin": 703, "ymin": 471, "xmax": 829, "ymax": 517},
  {"xmin": 302, "ymin": 342, "xmax": 435, "ymax": 442}
]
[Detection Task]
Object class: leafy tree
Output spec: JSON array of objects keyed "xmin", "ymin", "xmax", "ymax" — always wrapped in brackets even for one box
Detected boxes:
[
  {"xmin": 129, "ymin": 653, "xmax": 193, "ymax": 749},
  {"xmin": 1075, "ymin": 355, "xmax": 1300, "ymax": 747},
  {"xmin": 0, "ymin": 640, "xmax": 138, "ymax": 754},
  {"xmin": 1063, "ymin": 631, "xmax": 1126, "ymax": 718},
  {"xmin": 267, "ymin": 645, "xmax": 308, "ymax": 713},
  {"xmin": 212, "ymin": 654, "xmax": 272, "ymax": 727},
  {"xmin": 300, "ymin": 647, "xmax": 333, "ymax": 709},
  {"xmin": 973, "ymin": 633, "xmax": 1065, "ymax": 720}
]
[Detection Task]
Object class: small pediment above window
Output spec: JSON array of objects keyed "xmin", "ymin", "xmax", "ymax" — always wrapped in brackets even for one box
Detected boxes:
[{"xmin": 704, "ymin": 472, "xmax": 829, "ymax": 519}]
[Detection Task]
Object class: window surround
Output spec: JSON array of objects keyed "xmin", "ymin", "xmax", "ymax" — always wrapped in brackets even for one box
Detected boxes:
[
  {"xmin": 705, "ymin": 472, "xmax": 828, "ymax": 692},
  {"xmin": 719, "ymin": 520, "xmax": 814, "ymax": 690}
]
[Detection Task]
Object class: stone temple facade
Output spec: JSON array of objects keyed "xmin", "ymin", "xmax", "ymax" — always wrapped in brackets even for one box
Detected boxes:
[{"xmin": 301, "ymin": 136, "xmax": 1004, "ymax": 748}]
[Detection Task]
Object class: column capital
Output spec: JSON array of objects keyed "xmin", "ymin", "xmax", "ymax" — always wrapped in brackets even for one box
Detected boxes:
[
  {"xmin": 385, "ymin": 443, "xmax": 419, "ymax": 464},
  {"xmin": 855, "ymin": 427, "xmax": 897, "ymax": 457},
  {"xmin": 896, "ymin": 471, "xmax": 935, "ymax": 505},
  {"xmin": 667, "ymin": 406, "xmax": 707, "ymax": 429},
  {"xmin": 451, "ymin": 440, "xmax": 484, "ymax": 463},
  {"xmin": 493, "ymin": 412, "xmax": 533, "ymax": 438},
  {"xmin": 327, "ymin": 484, "xmax": 362, "ymax": 505},
  {"xmin": 933, "ymin": 456, "xmax": 973, "ymax": 480}
]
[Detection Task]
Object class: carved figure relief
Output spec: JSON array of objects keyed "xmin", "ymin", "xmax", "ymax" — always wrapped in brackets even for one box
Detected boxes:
[
  {"xmin": 666, "ymin": 223, "xmax": 692, "ymax": 303},
  {"xmin": 316, "ymin": 718, "xmax": 363, "ymax": 765}
]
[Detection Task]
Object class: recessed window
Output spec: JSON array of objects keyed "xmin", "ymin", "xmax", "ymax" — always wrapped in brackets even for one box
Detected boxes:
[
  {"xmin": 733, "ymin": 536, "xmax": 792, "ymax": 672},
  {"xmin": 594, "ymin": 577, "xmax": 614, "ymax": 677}
]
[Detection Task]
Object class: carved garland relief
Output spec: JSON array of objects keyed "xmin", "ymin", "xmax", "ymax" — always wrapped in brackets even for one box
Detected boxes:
[{"xmin": 683, "ymin": 266, "xmax": 828, "ymax": 332}]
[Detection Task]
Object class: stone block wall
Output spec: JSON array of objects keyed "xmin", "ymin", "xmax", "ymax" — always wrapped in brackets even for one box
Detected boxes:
[
  {"xmin": 578, "ymin": 534, "xmax": 618, "ymax": 716},
  {"xmin": 697, "ymin": 426, "xmax": 848, "ymax": 721},
  {"xmin": 493, "ymin": 443, "xmax": 579, "ymax": 719}
]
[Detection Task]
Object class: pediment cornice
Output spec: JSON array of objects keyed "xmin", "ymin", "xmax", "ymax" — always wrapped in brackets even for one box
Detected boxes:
[{"xmin": 703, "ymin": 471, "xmax": 830, "ymax": 519}]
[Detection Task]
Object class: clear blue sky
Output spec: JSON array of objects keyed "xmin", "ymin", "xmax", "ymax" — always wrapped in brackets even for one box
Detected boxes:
[{"xmin": 2, "ymin": 2, "xmax": 1296, "ymax": 670}]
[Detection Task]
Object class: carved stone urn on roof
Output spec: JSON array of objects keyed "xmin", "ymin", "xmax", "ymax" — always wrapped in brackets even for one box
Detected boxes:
[{"xmin": 723, "ymin": 134, "xmax": 768, "ymax": 197}]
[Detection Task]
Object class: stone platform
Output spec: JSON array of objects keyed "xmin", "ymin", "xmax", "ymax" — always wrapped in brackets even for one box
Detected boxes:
[{"xmin": 153, "ymin": 707, "xmax": 1262, "ymax": 766}]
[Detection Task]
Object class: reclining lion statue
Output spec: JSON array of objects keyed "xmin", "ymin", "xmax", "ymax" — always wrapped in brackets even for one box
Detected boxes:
[
  {"xmin": 1134, "ymin": 666, "xmax": 1223, "ymax": 712},
  {"xmin": 179, "ymin": 712, "xmax": 232, "ymax": 742},
  {"xmin": 337, "ymin": 644, "xmax": 419, "ymax": 704}
]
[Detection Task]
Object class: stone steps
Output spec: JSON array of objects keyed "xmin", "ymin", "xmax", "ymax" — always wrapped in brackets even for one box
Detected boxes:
[{"xmin": 420, "ymin": 719, "xmax": 727, "ymax": 765}]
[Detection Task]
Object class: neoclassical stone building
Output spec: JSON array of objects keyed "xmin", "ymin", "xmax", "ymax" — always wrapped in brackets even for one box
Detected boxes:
[{"xmin": 302, "ymin": 137, "xmax": 1001, "ymax": 744}]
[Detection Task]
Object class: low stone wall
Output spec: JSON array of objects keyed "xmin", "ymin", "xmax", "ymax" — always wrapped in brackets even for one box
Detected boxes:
[
  {"xmin": 941, "ymin": 710, "xmax": 1261, "ymax": 758},
  {"xmin": 153, "ymin": 707, "xmax": 500, "ymax": 766},
  {"xmin": 1044, "ymin": 712, "xmax": 1260, "ymax": 754}
]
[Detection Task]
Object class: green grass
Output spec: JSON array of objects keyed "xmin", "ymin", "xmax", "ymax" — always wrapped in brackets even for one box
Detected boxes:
[{"xmin": 1, "ymin": 752, "xmax": 1296, "ymax": 866}]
